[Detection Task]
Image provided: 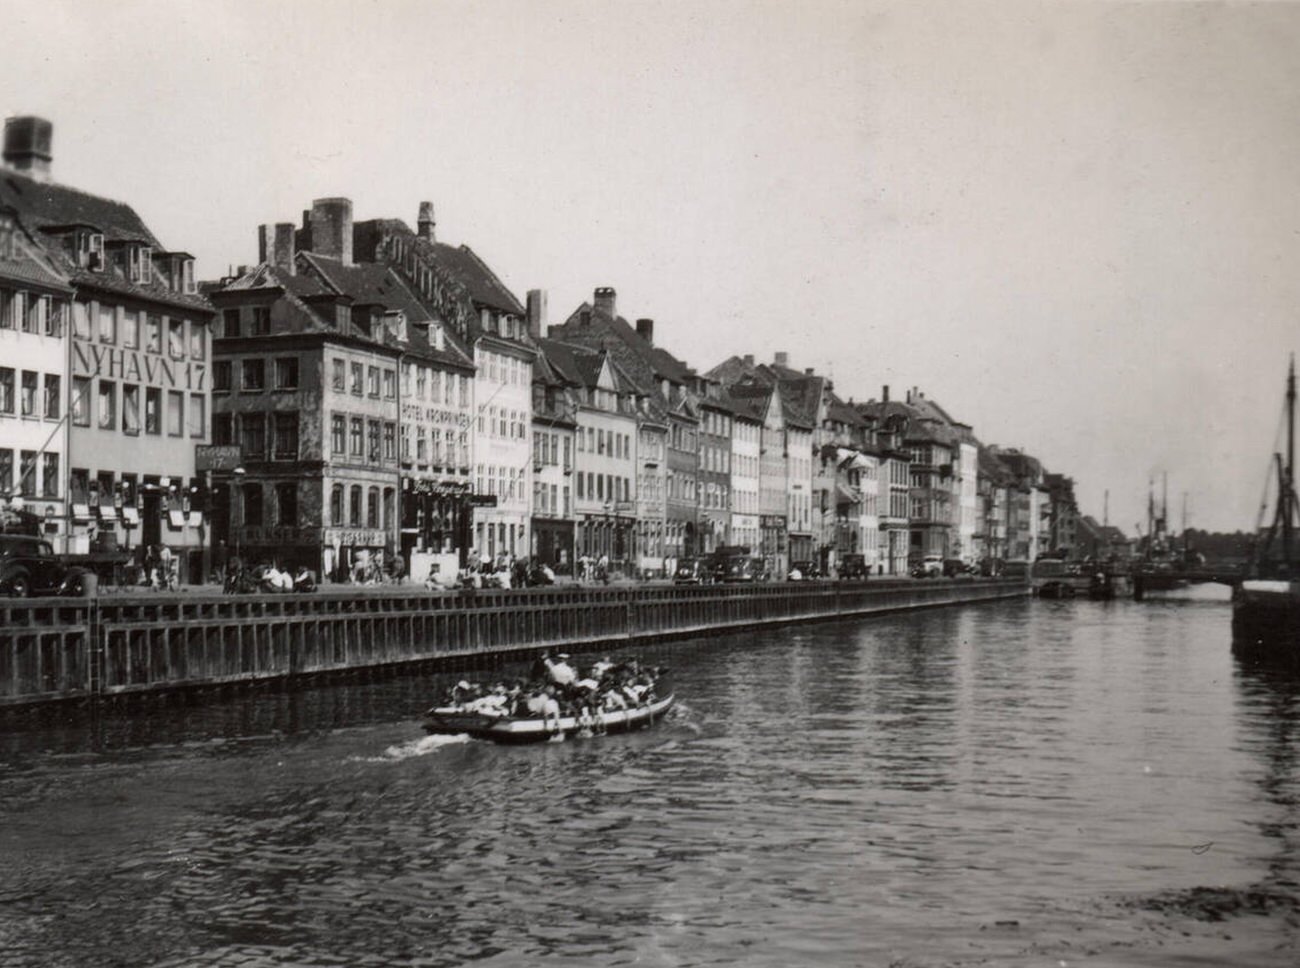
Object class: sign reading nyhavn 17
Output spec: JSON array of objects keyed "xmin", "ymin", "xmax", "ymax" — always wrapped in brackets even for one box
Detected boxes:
[
  {"xmin": 73, "ymin": 341, "xmax": 207, "ymax": 391},
  {"xmin": 195, "ymin": 445, "xmax": 242, "ymax": 471}
]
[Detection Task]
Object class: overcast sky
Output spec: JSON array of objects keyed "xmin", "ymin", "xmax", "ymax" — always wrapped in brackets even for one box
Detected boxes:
[{"xmin": 5, "ymin": 0, "xmax": 1298, "ymax": 533}]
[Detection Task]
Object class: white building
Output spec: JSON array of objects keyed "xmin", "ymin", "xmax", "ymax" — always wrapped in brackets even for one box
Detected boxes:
[
  {"xmin": 0, "ymin": 206, "xmax": 73, "ymax": 543},
  {"xmin": 729, "ymin": 404, "xmax": 761, "ymax": 551}
]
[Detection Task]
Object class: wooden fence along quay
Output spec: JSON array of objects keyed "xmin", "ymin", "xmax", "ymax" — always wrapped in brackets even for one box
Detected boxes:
[{"xmin": 0, "ymin": 579, "xmax": 1027, "ymax": 709}]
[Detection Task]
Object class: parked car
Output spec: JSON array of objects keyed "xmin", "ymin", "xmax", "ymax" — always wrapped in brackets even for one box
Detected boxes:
[
  {"xmin": 788, "ymin": 560, "xmax": 822, "ymax": 580},
  {"xmin": 911, "ymin": 554, "xmax": 943, "ymax": 578},
  {"xmin": 0, "ymin": 534, "xmax": 89, "ymax": 597},
  {"xmin": 943, "ymin": 558, "xmax": 973, "ymax": 578},
  {"xmin": 715, "ymin": 554, "xmax": 768, "ymax": 583},
  {"xmin": 674, "ymin": 557, "xmax": 712, "ymax": 584},
  {"xmin": 838, "ymin": 554, "xmax": 869, "ymax": 581}
]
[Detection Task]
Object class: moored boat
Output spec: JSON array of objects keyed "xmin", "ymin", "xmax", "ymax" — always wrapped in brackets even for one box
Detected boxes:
[{"xmin": 1232, "ymin": 356, "xmax": 1300, "ymax": 658}]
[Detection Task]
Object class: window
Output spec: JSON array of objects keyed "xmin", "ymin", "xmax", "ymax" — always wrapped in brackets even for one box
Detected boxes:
[
  {"xmin": 19, "ymin": 451, "xmax": 35, "ymax": 497},
  {"xmin": 274, "ymin": 357, "xmax": 298, "ymax": 390},
  {"xmin": 20, "ymin": 371, "xmax": 36, "ymax": 416},
  {"xmin": 145, "ymin": 387, "xmax": 161, "ymax": 434},
  {"xmin": 44, "ymin": 374, "xmax": 60, "ymax": 419},
  {"xmin": 349, "ymin": 417, "xmax": 363, "ymax": 456},
  {"xmin": 213, "ymin": 412, "xmax": 234, "ymax": 445},
  {"xmin": 240, "ymin": 413, "xmax": 265, "ymax": 457},
  {"xmin": 331, "ymin": 414, "xmax": 346, "ymax": 455},
  {"xmin": 146, "ymin": 314, "xmax": 162, "ymax": 353},
  {"xmin": 416, "ymin": 429, "xmax": 427, "ymax": 463},
  {"xmin": 189, "ymin": 322, "xmax": 205, "ymax": 359},
  {"xmin": 168, "ymin": 318, "xmax": 185, "ymax": 359},
  {"xmin": 0, "ymin": 448, "xmax": 9, "ymax": 492},
  {"xmin": 459, "ymin": 374, "xmax": 468, "ymax": 407},
  {"xmin": 222, "ymin": 308, "xmax": 240, "ymax": 339},
  {"xmin": 276, "ymin": 482, "xmax": 298, "ymax": 526},
  {"xmin": 41, "ymin": 452, "xmax": 58, "ymax": 498},
  {"xmin": 349, "ymin": 485, "xmax": 362, "ymax": 526},
  {"xmin": 167, "ymin": 390, "xmax": 183, "ymax": 436},
  {"xmin": 367, "ymin": 419, "xmax": 380, "ymax": 463},
  {"xmin": 418, "ymin": 368, "xmax": 428, "ymax": 400},
  {"xmin": 242, "ymin": 359, "xmax": 265, "ymax": 391},
  {"xmin": 123, "ymin": 384, "xmax": 140, "ymax": 434},
  {"xmin": 98, "ymin": 303, "xmax": 116, "ymax": 344},
  {"xmin": 251, "ymin": 306, "xmax": 271, "ymax": 335},
  {"xmin": 189, "ymin": 393, "xmax": 205, "ymax": 438},
  {"xmin": 382, "ymin": 422, "xmax": 395, "ymax": 460},
  {"xmin": 332, "ymin": 358, "xmax": 345, "ymax": 391},
  {"xmin": 122, "ymin": 310, "xmax": 140, "ymax": 349},
  {"xmin": 367, "ymin": 366, "xmax": 380, "ymax": 397},
  {"xmin": 70, "ymin": 376, "xmax": 89, "ymax": 425},
  {"xmin": 330, "ymin": 484, "xmax": 343, "ymax": 526},
  {"xmin": 98, "ymin": 380, "xmax": 116, "ymax": 429},
  {"xmin": 0, "ymin": 289, "xmax": 11, "ymax": 329},
  {"xmin": 350, "ymin": 362, "xmax": 363, "ymax": 396},
  {"xmin": 46, "ymin": 298, "xmax": 66, "ymax": 337},
  {"xmin": 273, "ymin": 412, "xmax": 298, "ymax": 459},
  {"xmin": 72, "ymin": 302, "xmax": 91, "ymax": 340},
  {"xmin": 242, "ymin": 484, "xmax": 263, "ymax": 527},
  {"xmin": 213, "ymin": 360, "xmax": 232, "ymax": 392},
  {"xmin": 367, "ymin": 487, "xmax": 379, "ymax": 528},
  {"xmin": 382, "ymin": 369, "xmax": 395, "ymax": 399}
]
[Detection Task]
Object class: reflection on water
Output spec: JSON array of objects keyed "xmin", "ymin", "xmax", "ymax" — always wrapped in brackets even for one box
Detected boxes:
[{"xmin": 2, "ymin": 597, "xmax": 1299, "ymax": 967}]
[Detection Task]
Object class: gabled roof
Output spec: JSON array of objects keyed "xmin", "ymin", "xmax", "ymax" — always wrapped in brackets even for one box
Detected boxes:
[
  {"xmin": 420, "ymin": 240, "xmax": 524, "ymax": 317},
  {"xmin": 0, "ymin": 169, "xmax": 211, "ymax": 313}
]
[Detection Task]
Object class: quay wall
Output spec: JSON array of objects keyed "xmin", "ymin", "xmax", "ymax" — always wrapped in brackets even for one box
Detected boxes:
[{"xmin": 0, "ymin": 579, "xmax": 1027, "ymax": 708}]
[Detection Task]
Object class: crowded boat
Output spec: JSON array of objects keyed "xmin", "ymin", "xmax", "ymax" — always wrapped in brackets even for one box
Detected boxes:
[{"xmin": 422, "ymin": 653, "xmax": 672, "ymax": 742}]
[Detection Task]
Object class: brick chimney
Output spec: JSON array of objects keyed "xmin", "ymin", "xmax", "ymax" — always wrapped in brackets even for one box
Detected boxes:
[
  {"xmin": 418, "ymin": 201, "xmax": 436, "ymax": 243},
  {"xmin": 743, "ymin": 354, "xmax": 754, "ymax": 367},
  {"xmin": 882, "ymin": 385, "xmax": 890, "ymax": 403},
  {"xmin": 3, "ymin": 116, "xmax": 53, "ymax": 182},
  {"xmin": 258, "ymin": 223, "xmax": 297, "ymax": 275},
  {"xmin": 593, "ymin": 286, "xmax": 616, "ymax": 318},
  {"xmin": 774, "ymin": 351, "xmax": 789, "ymax": 368},
  {"xmin": 526, "ymin": 289, "xmax": 547, "ymax": 340},
  {"xmin": 309, "ymin": 197, "xmax": 353, "ymax": 265},
  {"xmin": 636, "ymin": 318, "xmax": 654, "ymax": 345}
]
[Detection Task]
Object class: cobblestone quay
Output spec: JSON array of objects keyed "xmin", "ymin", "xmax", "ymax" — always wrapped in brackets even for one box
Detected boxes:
[{"xmin": 0, "ymin": 579, "xmax": 1026, "ymax": 708}]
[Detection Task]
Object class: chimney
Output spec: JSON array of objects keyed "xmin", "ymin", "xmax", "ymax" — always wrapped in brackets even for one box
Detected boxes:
[
  {"xmin": 593, "ymin": 286, "xmax": 616, "ymax": 318},
  {"xmin": 882, "ymin": 385, "xmax": 889, "ymax": 403},
  {"xmin": 580, "ymin": 309, "xmax": 592, "ymax": 327},
  {"xmin": 805, "ymin": 367, "xmax": 814, "ymax": 375},
  {"xmin": 526, "ymin": 289, "xmax": 547, "ymax": 340},
  {"xmin": 743, "ymin": 354, "xmax": 754, "ymax": 367},
  {"xmin": 417, "ymin": 201, "xmax": 436, "ymax": 243},
  {"xmin": 636, "ymin": 318, "xmax": 654, "ymax": 345},
  {"xmin": 309, "ymin": 197, "xmax": 353, "ymax": 265},
  {"xmin": 774, "ymin": 351, "xmax": 789, "ymax": 368},
  {"xmin": 258, "ymin": 222, "xmax": 297, "ymax": 275},
  {"xmin": 3, "ymin": 116, "xmax": 53, "ymax": 182}
]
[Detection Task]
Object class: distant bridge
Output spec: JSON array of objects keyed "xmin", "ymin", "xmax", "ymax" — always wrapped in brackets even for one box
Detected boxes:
[{"xmin": 1131, "ymin": 566, "xmax": 1244, "ymax": 601}]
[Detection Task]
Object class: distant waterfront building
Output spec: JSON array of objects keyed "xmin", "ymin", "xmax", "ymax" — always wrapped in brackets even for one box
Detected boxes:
[{"xmin": 1, "ymin": 115, "xmax": 213, "ymax": 580}]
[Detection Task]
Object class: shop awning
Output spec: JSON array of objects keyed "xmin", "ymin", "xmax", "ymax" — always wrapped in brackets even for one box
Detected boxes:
[
  {"xmin": 72, "ymin": 503, "xmax": 92, "ymax": 522},
  {"xmin": 167, "ymin": 510, "xmax": 186, "ymax": 530},
  {"xmin": 835, "ymin": 483, "xmax": 860, "ymax": 505},
  {"xmin": 187, "ymin": 511, "xmax": 204, "ymax": 527},
  {"xmin": 96, "ymin": 505, "xmax": 119, "ymax": 522},
  {"xmin": 122, "ymin": 507, "xmax": 140, "ymax": 526}
]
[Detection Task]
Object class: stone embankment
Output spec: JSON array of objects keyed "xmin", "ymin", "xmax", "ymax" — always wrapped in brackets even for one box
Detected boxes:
[{"xmin": 0, "ymin": 578, "xmax": 1027, "ymax": 708}]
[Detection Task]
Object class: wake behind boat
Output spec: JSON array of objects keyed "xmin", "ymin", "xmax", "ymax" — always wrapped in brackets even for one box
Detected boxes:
[{"xmin": 423, "ymin": 654, "xmax": 673, "ymax": 743}]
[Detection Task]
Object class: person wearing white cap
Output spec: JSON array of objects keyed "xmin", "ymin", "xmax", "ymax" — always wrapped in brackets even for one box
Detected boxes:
[{"xmin": 542, "ymin": 652, "xmax": 577, "ymax": 687}]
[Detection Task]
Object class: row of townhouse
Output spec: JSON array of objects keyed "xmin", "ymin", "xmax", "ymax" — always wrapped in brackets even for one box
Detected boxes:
[{"xmin": 0, "ymin": 113, "xmax": 1097, "ymax": 586}]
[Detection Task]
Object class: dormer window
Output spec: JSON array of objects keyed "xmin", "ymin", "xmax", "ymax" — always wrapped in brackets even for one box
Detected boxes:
[
  {"xmin": 431, "ymin": 322, "xmax": 445, "ymax": 352},
  {"xmin": 0, "ymin": 212, "xmax": 15, "ymax": 258},
  {"xmin": 80, "ymin": 232, "xmax": 104, "ymax": 270},
  {"xmin": 180, "ymin": 258, "xmax": 195, "ymax": 294},
  {"xmin": 127, "ymin": 244, "xmax": 152, "ymax": 284}
]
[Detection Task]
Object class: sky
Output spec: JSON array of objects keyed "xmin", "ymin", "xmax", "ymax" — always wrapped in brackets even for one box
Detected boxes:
[{"xmin": 4, "ymin": 0, "xmax": 1299, "ymax": 533}]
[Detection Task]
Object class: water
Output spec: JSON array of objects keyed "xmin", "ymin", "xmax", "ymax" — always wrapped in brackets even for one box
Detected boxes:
[{"xmin": 2, "ymin": 595, "xmax": 1298, "ymax": 967}]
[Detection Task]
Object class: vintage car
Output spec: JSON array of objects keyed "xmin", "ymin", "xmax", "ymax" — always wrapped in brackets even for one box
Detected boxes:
[{"xmin": 0, "ymin": 534, "xmax": 90, "ymax": 597}]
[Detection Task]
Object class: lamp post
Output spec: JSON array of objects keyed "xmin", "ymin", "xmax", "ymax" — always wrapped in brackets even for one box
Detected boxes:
[{"xmin": 232, "ymin": 466, "xmax": 246, "ymax": 562}]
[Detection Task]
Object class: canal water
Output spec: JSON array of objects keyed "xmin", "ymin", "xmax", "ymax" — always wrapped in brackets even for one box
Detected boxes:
[{"xmin": 2, "ymin": 594, "xmax": 1298, "ymax": 967}]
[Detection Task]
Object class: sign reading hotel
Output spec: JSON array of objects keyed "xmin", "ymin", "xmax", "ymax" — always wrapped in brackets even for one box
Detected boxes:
[
  {"xmin": 73, "ymin": 341, "xmax": 207, "ymax": 392},
  {"xmin": 400, "ymin": 402, "xmax": 470, "ymax": 428}
]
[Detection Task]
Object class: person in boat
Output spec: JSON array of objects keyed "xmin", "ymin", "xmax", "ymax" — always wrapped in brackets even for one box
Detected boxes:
[
  {"xmin": 542, "ymin": 652, "xmax": 577, "ymax": 687},
  {"xmin": 521, "ymin": 684, "xmax": 562, "ymax": 730},
  {"xmin": 590, "ymin": 655, "xmax": 615, "ymax": 680},
  {"xmin": 468, "ymin": 684, "xmax": 511, "ymax": 718},
  {"xmin": 448, "ymin": 679, "xmax": 478, "ymax": 706}
]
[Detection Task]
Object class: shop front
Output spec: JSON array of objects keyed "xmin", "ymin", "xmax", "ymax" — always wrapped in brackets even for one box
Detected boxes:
[{"xmin": 531, "ymin": 516, "xmax": 575, "ymax": 574}]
